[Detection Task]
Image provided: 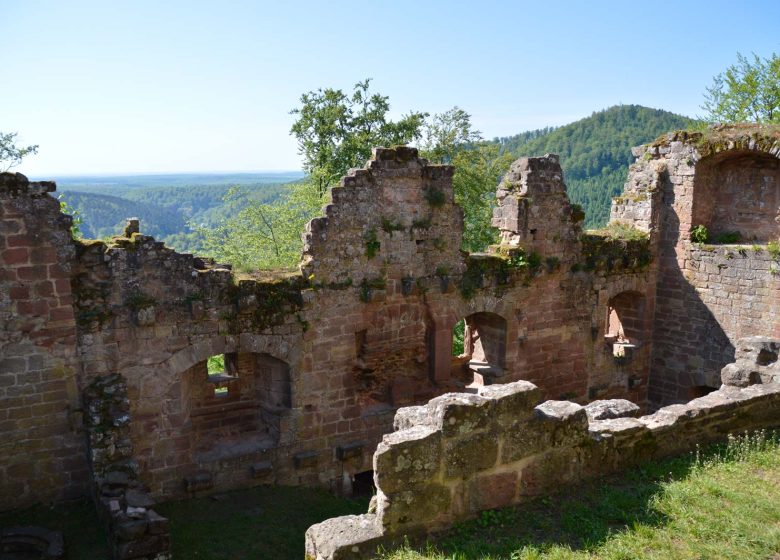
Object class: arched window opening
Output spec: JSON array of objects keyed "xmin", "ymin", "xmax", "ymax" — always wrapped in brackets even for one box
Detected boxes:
[
  {"xmin": 453, "ymin": 312, "xmax": 507, "ymax": 387},
  {"xmin": 605, "ymin": 292, "xmax": 645, "ymax": 359},
  {"xmin": 206, "ymin": 353, "xmax": 238, "ymax": 397}
]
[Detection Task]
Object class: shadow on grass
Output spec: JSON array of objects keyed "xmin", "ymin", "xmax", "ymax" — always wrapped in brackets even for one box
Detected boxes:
[
  {"xmin": 0, "ymin": 498, "xmax": 109, "ymax": 560},
  {"xmin": 155, "ymin": 485, "xmax": 371, "ymax": 560},
  {"xmin": 416, "ymin": 450, "xmax": 706, "ymax": 558},
  {"xmin": 0, "ymin": 486, "xmax": 369, "ymax": 560}
]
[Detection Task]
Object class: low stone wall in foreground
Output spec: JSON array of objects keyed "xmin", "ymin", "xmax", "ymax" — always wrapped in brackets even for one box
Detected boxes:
[{"xmin": 305, "ymin": 337, "xmax": 780, "ymax": 560}]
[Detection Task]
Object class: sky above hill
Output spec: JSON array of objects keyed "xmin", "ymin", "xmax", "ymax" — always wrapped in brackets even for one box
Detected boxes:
[{"xmin": 3, "ymin": 0, "xmax": 779, "ymax": 177}]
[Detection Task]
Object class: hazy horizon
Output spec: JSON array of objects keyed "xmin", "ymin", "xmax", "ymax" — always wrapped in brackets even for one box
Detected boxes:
[{"xmin": 4, "ymin": 0, "xmax": 779, "ymax": 176}]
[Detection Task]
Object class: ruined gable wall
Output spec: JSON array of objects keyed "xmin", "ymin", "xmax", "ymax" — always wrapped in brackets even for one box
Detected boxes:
[
  {"xmin": 0, "ymin": 173, "xmax": 88, "ymax": 510},
  {"xmin": 616, "ymin": 128, "xmax": 780, "ymax": 406},
  {"xmin": 1, "ymin": 147, "xmax": 656, "ymax": 510}
]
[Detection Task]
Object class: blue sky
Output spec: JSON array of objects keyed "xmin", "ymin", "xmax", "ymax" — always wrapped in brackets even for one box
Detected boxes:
[{"xmin": 2, "ymin": 0, "xmax": 779, "ymax": 176}]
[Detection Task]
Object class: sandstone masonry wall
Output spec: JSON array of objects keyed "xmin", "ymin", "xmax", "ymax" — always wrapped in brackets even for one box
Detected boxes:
[
  {"xmin": 0, "ymin": 173, "xmax": 89, "ymax": 510},
  {"xmin": 1, "ymin": 148, "xmax": 656, "ymax": 513},
  {"xmin": 614, "ymin": 126, "xmax": 780, "ymax": 406},
  {"xmin": 305, "ymin": 339, "xmax": 780, "ymax": 560}
]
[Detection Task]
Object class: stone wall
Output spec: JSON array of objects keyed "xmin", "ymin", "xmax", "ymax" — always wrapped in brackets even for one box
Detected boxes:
[
  {"xmin": 83, "ymin": 374, "xmax": 171, "ymax": 560},
  {"xmin": 614, "ymin": 125, "xmax": 780, "ymax": 406},
  {"xmin": 0, "ymin": 148, "xmax": 660, "ymax": 513},
  {"xmin": 305, "ymin": 340, "xmax": 780, "ymax": 560},
  {"xmin": 0, "ymin": 173, "xmax": 89, "ymax": 510}
]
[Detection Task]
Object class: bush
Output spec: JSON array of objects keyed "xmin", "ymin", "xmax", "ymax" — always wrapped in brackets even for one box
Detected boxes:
[{"xmin": 691, "ymin": 224, "xmax": 709, "ymax": 244}]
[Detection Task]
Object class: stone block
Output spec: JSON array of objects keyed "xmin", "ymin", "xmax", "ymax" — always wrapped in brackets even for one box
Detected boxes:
[
  {"xmin": 584, "ymin": 399, "xmax": 640, "ymax": 421},
  {"xmin": 336, "ymin": 441, "xmax": 365, "ymax": 461},
  {"xmin": 378, "ymin": 482, "xmax": 451, "ymax": 530},
  {"xmin": 467, "ymin": 471, "xmax": 518, "ymax": 512},
  {"xmin": 115, "ymin": 516, "xmax": 149, "ymax": 542},
  {"xmin": 477, "ymin": 380, "xmax": 541, "ymax": 427},
  {"xmin": 534, "ymin": 400, "xmax": 588, "ymax": 446},
  {"xmin": 250, "ymin": 461, "xmax": 273, "ymax": 478},
  {"xmin": 305, "ymin": 514, "xmax": 384, "ymax": 560},
  {"xmin": 146, "ymin": 509, "xmax": 170, "ymax": 536},
  {"xmin": 374, "ymin": 426, "xmax": 441, "ymax": 494},
  {"xmin": 443, "ymin": 432, "xmax": 499, "ymax": 480},
  {"xmin": 294, "ymin": 450, "xmax": 319, "ymax": 469},
  {"xmin": 427, "ymin": 393, "xmax": 492, "ymax": 437},
  {"xmin": 392, "ymin": 405, "xmax": 432, "ymax": 431}
]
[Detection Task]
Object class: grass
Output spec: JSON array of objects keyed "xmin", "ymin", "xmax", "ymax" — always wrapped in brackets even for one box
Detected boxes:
[
  {"xmin": 381, "ymin": 430, "xmax": 780, "ymax": 560},
  {"xmin": 156, "ymin": 485, "xmax": 369, "ymax": 560},
  {"xmin": 0, "ymin": 486, "xmax": 368, "ymax": 560},
  {"xmin": 0, "ymin": 498, "xmax": 109, "ymax": 559},
  {"xmin": 2, "ymin": 433, "xmax": 778, "ymax": 560}
]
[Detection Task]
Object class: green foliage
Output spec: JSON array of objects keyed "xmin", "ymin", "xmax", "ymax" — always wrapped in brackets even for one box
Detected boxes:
[
  {"xmin": 290, "ymin": 78, "xmax": 427, "ymax": 198},
  {"xmin": 593, "ymin": 222, "xmax": 649, "ymax": 242},
  {"xmin": 715, "ymin": 231, "xmax": 741, "ymax": 244},
  {"xmin": 452, "ymin": 143, "xmax": 514, "ymax": 252},
  {"xmin": 767, "ymin": 240, "xmax": 780, "ymax": 260},
  {"xmin": 417, "ymin": 107, "xmax": 514, "ymax": 253},
  {"xmin": 420, "ymin": 107, "xmax": 482, "ymax": 165},
  {"xmin": 364, "ymin": 228, "xmax": 380, "ymax": 259},
  {"xmin": 380, "ymin": 217, "xmax": 405, "ymax": 233},
  {"xmin": 55, "ymin": 174, "xmax": 293, "ymax": 248},
  {"xmin": 494, "ymin": 105, "xmax": 696, "ymax": 228},
  {"xmin": 0, "ymin": 131, "xmax": 38, "ymax": 172},
  {"xmin": 452, "ymin": 319, "xmax": 465, "ymax": 356},
  {"xmin": 58, "ymin": 195, "xmax": 84, "ymax": 239},
  {"xmin": 691, "ymin": 224, "xmax": 709, "ymax": 244},
  {"xmin": 196, "ymin": 182, "xmax": 323, "ymax": 271},
  {"xmin": 702, "ymin": 52, "xmax": 780, "ymax": 124},
  {"xmin": 423, "ymin": 186, "xmax": 446, "ymax": 208},
  {"xmin": 207, "ymin": 355, "xmax": 225, "ymax": 375}
]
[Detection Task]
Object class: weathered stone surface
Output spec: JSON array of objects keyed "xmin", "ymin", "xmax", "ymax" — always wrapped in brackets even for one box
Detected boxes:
[
  {"xmin": 428, "ymin": 393, "xmax": 492, "ymax": 437},
  {"xmin": 377, "ymin": 482, "xmax": 451, "ymax": 530},
  {"xmin": 374, "ymin": 426, "xmax": 441, "ymax": 494},
  {"xmin": 305, "ymin": 514, "xmax": 384, "ymax": 560},
  {"xmin": 308, "ymin": 374, "xmax": 780, "ymax": 559},
  {"xmin": 478, "ymin": 380, "xmax": 541, "ymax": 426},
  {"xmin": 443, "ymin": 432, "xmax": 499, "ymax": 480},
  {"xmin": 721, "ymin": 336, "xmax": 780, "ymax": 387},
  {"xmin": 584, "ymin": 399, "xmax": 640, "ymax": 420}
]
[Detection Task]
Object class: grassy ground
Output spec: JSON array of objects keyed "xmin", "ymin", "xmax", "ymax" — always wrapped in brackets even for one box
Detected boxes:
[
  {"xmin": 1, "ymin": 432, "xmax": 777, "ymax": 560},
  {"xmin": 0, "ymin": 498, "xmax": 109, "ymax": 559},
  {"xmin": 383, "ymin": 431, "xmax": 780, "ymax": 560},
  {"xmin": 0, "ymin": 485, "xmax": 368, "ymax": 560},
  {"xmin": 156, "ymin": 485, "xmax": 369, "ymax": 559}
]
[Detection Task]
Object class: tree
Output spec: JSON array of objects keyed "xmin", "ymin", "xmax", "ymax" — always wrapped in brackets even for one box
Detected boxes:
[
  {"xmin": 420, "ymin": 108, "xmax": 513, "ymax": 252},
  {"xmin": 0, "ymin": 131, "xmax": 39, "ymax": 172},
  {"xmin": 195, "ymin": 183, "xmax": 321, "ymax": 271},
  {"xmin": 290, "ymin": 79, "xmax": 427, "ymax": 197},
  {"xmin": 702, "ymin": 52, "xmax": 780, "ymax": 123},
  {"xmin": 451, "ymin": 143, "xmax": 514, "ymax": 252},
  {"xmin": 421, "ymin": 106, "xmax": 482, "ymax": 164}
]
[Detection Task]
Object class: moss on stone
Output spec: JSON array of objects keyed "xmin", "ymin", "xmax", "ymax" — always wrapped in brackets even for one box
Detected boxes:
[
  {"xmin": 580, "ymin": 229, "xmax": 651, "ymax": 273},
  {"xmin": 649, "ymin": 124, "xmax": 780, "ymax": 158}
]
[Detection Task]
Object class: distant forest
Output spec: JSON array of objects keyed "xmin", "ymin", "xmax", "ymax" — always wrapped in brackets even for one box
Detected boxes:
[
  {"xmin": 56, "ymin": 104, "xmax": 694, "ymax": 253},
  {"xmin": 492, "ymin": 105, "xmax": 695, "ymax": 227},
  {"xmin": 56, "ymin": 173, "xmax": 301, "ymax": 252}
]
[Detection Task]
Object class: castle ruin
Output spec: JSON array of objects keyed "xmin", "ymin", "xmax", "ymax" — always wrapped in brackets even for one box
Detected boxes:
[{"xmin": 1, "ymin": 125, "xmax": 779, "ymax": 559}]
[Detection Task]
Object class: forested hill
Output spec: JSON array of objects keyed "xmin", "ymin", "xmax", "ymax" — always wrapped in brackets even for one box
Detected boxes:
[{"xmin": 494, "ymin": 105, "xmax": 696, "ymax": 227}]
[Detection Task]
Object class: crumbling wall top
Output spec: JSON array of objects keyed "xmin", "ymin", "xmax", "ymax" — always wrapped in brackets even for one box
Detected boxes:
[{"xmin": 301, "ymin": 146, "xmax": 464, "ymax": 285}]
